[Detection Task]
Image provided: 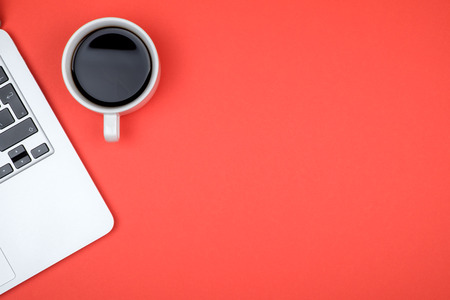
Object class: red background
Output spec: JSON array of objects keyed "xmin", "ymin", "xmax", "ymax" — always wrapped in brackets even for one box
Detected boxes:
[{"xmin": 2, "ymin": 0, "xmax": 450, "ymax": 299}]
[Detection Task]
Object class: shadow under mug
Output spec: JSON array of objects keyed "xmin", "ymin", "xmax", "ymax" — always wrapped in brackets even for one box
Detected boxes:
[{"xmin": 62, "ymin": 17, "xmax": 160, "ymax": 142}]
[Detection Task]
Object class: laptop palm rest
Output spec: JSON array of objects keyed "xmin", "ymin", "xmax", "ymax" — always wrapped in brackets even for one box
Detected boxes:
[{"xmin": 0, "ymin": 249, "xmax": 15, "ymax": 287}]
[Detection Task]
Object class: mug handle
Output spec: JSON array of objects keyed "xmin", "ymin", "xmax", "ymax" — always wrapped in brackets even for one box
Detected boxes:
[{"xmin": 104, "ymin": 114, "xmax": 120, "ymax": 142}]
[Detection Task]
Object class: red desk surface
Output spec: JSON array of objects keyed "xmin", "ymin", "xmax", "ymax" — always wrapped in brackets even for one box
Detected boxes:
[{"xmin": 2, "ymin": 0, "xmax": 450, "ymax": 299}]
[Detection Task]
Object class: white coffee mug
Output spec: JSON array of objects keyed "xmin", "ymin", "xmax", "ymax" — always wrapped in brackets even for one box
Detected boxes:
[{"xmin": 62, "ymin": 17, "xmax": 160, "ymax": 142}]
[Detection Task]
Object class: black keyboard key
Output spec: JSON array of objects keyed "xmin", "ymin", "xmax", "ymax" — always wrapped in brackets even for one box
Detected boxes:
[
  {"xmin": 0, "ymin": 163, "xmax": 13, "ymax": 179},
  {"xmin": 31, "ymin": 143, "xmax": 49, "ymax": 159},
  {"xmin": 0, "ymin": 84, "xmax": 28, "ymax": 119},
  {"xmin": 0, "ymin": 108, "xmax": 14, "ymax": 129},
  {"xmin": 13, "ymin": 154, "xmax": 31, "ymax": 169},
  {"xmin": 0, "ymin": 118, "xmax": 38, "ymax": 151},
  {"xmin": 8, "ymin": 145, "xmax": 27, "ymax": 160},
  {"xmin": 0, "ymin": 67, "xmax": 8, "ymax": 85},
  {"xmin": 8, "ymin": 145, "xmax": 31, "ymax": 169}
]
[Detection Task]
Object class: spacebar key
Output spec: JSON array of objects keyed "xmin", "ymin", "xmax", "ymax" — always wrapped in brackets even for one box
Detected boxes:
[{"xmin": 0, "ymin": 118, "xmax": 38, "ymax": 151}]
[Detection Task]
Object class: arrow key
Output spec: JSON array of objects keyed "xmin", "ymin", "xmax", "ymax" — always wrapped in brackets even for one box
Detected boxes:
[
  {"xmin": 0, "ymin": 164, "xmax": 13, "ymax": 179},
  {"xmin": 8, "ymin": 145, "xmax": 31, "ymax": 169},
  {"xmin": 31, "ymin": 143, "xmax": 49, "ymax": 159}
]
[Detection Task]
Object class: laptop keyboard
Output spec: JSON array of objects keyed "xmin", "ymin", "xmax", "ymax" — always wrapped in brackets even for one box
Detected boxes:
[{"xmin": 0, "ymin": 61, "xmax": 53, "ymax": 183}]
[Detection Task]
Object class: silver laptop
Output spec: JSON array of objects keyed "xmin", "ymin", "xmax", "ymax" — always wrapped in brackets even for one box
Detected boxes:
[{"xmin": 0, "ymin": 24, "xmax": 114, "ymax": 294}]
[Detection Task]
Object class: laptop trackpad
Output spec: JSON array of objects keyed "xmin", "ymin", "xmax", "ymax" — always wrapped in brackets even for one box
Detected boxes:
[{"xmin": 0, "ymin": 249, "xmax": 15, "ymax": 287}]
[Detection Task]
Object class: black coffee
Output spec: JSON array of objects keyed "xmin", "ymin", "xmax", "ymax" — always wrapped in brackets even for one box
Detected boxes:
[{"xmin": 72, "ymin": 27, "xmax": 152, "ymax": 107}]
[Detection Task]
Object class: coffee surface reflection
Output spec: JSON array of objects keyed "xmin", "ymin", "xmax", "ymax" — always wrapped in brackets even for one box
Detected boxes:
[{"xmin": 71, "ymin": 27, "xmax": 152, "ymax": 107}]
